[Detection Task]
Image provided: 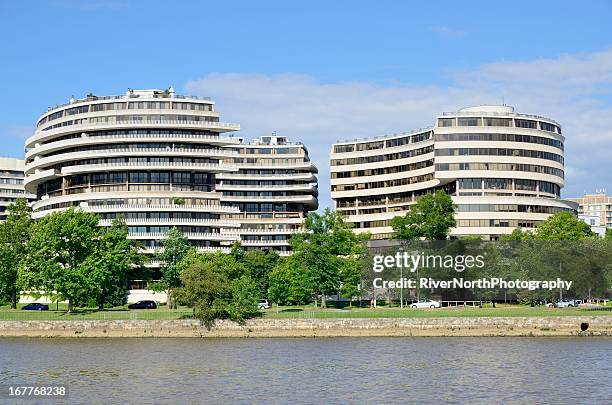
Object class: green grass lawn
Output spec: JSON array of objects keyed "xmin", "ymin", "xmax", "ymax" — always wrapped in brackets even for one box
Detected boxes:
[
  {"xmin": 261, "ymin": 304, "xmax": 612, "ymax": 319},
  {"xmin": 0, "ymin": 304, "xmax": 193, "ymax": 321},
  {"xmin": 0, "ymin": 303, "xmax": 608, "ymax": 321}
]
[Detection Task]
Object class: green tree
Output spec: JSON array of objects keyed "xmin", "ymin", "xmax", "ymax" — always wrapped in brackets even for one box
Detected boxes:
[
  {"xmin": 268, "ymin": 255, "xmax": 312, "ymax": 305},
  {"xmin": 23, "ymin": 208, "xmax": 101, "ymax": 312},
  {"xmin": 391, "ymin": 190, "xmax": 456, "ymax": 240},
  {"xmin": 242, "ymin": 249, "xmax": 279, "ymax": 298},
  {"xmin": 0, "ymin": 199, "xmax": 32, "ymax": 309},
  {"xmin": 605, "ymin": 228, "xmax": 612, "ymax": 240},
  {"xmin": 534, "ymin": 212, "xmax": 594, "ymax": 240},
  {"xmin": 174, "ymin": 261, "xmax": 229, "ymax": 328},
  {"xmin": 156, "ymin": 227, "xmax": 194, "ymax": 308},
  {"xmin": 226, "ymin": 275, "xmax": 259, "ymax": 323},
  {"xmin": 290, "ymin": 209, "xmax": 368, "ymax": 308},
  {"xmin": 85, "ymin": 218, "xmax": 144, "ymax": 309},
  {"xmin": 339, "ymin": 257, "xmax": 363, "ymax": 306}
]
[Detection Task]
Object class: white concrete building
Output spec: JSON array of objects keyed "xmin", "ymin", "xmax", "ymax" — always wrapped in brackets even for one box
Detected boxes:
[
  {"xmin": 24, "ymin": 88, "xmax": 243, "ymax": 256},
  {"xmin": 217, "ymin": 135, "xmax": 318, "ymax": 255},
  {"xmin": 330, "ymin": 105, "xmax": 576, "ymax": 240},
  {"xmin": 0, "ymin": 157, "xmax": 36, "ymax": 220}
]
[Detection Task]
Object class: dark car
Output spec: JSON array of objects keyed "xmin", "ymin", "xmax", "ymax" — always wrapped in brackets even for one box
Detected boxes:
[
  {"xmin": 22, "ymin": 303, "xmax": 49, "ymax": 311},
  {"xmin": 128, "ymin": 300, "xmax": 157, "ymax": 309}
]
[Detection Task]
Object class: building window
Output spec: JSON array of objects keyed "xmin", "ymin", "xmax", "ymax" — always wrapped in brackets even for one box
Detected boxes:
[
  {"xmin": 484, "ymin": 118, "xmax": 511, "ymax": 127},
  {"xmin": 438, "ymin": 118, "xmax": 454, "ymax": 127},
  {"xmin": 457, "ymin": 117, "xmax": 481, "ymax": 126}
]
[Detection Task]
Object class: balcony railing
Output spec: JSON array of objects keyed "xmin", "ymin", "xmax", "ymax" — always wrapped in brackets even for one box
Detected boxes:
[
  {"xmin": 99, "ymin": 218, "xmax": 240, "ymax": 227},
  {"xmin": 129, "ymin": 232, "xmax": 241, "ymax": 240},
  {"xmin": 59, "ymin": 161, "xmax": 238, "ymax": 174},
  {"xmin": 29, "ymin": 120, "xmax": 241, "ymax": 144}
]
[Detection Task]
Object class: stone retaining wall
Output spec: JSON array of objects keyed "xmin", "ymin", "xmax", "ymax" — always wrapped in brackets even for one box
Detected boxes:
[{"xmin": 0, "ymin": 316, "xmax": 610, "ymax": 337}]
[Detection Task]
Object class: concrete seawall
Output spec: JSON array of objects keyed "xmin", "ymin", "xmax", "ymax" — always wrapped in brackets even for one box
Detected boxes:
[{"xmin": 0, "ymin": 316, "xmax": 611, "ymax": 337}]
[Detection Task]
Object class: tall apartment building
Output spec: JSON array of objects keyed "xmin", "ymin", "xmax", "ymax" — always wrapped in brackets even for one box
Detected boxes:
[
  {"xmin": 217, "ymin": 135, "xmax": 318, "ymax": 255},
  {"xmin": 0, "ymin": 157, "xmax": 36, "ymax": 220},
  {"xmin": 24, "ymin": 88, "xmax": 319, "ymax": 260},
  {"xmin": 24, "ymin": 88, "xmax": 243, "ymax": 255},
  {"xmin": 567, "ymin": 191, "xmax": 612, "ymax": 229},
  {"xmin": 330, "ymin": 105, "xmax": 576, "ymax": 240}
]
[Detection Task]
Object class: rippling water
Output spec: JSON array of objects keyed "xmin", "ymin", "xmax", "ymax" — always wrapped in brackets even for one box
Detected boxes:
[{"xmin": 0, "ymin": 337, "xmax": 610, "ymax": 404}]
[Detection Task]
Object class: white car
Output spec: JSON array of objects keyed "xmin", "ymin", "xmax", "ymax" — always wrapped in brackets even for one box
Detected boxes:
[
  {"xmin": 258, "ymin": 299, "xmax": 270, "ymax": 310},
  {"xmin": 410, "ymin": 299, "xmax": 441, "ymax": 309}
]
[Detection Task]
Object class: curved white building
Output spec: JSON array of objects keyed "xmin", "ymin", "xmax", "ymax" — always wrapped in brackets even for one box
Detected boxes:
[
  {"xmin": 0, "ymin": 157, "xmax": 36, "ymax": 220},
  {"xmin": 217, "ymin": 135, "xmax": 318, "ymax": 254},
  {"xmin": 24, "ymin": 88, "xmax": 242, "ymax": 253},
  {"xmin": 331, "ymin": 105, "xmax": 576, "ymax": 240}
]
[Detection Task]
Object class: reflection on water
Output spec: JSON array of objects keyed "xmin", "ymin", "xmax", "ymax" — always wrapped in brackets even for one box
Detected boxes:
[{"xmin": 0, "ymin": 337, "xmax": 610, "ymax": 403}]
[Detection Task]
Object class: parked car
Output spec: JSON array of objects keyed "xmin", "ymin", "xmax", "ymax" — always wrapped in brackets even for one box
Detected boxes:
[
  {"xmin": 410, "ymin": 299, "xmax": 441, "ymax": 309},
  {"xmin": 22, "ymin": 303, "xmax": 49, "ymax": 311},
  {"xmin": 555, "ymin": 299, "xmax": 577, "ymax": 308},
  {"xmin": 258, "ymin": 299, "xmax": 270, "ymax": 310},
  {"xmin": 128, "ymin": 300, "xmax": 157, "ymax": 309}
]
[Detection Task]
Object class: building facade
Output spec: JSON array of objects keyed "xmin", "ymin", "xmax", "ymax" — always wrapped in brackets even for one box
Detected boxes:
[
  {"xmin": 217, "ymin": 135, "xmax": 318, "ymax": 255},
  {"xmin": 330, "ymin": 105, "xmax": 576, "ymax": 240},
  {"xmin": 24, "ymin": 88, "xmax": 243, "ymax": 256},
  {"xmin": 0, "ymin": 157, "xmax": 36, "ymax": 220},
  {"xmin": 568, "ymin": 191, "xmax": 612, "ymax": 230}
]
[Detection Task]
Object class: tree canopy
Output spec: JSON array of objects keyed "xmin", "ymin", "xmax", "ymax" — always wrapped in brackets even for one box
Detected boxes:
[
  {"xmin": 502, "ymin": 211, "xmax": 595, "ymax": 241},
  {"xmin": 288, "ymin": 208, "xmax": 369, "ymax": 307},
  {"xmin": 0, "ymin": 199, "xmax": 32, "ymax": 308},
  {"xmin": 391, "ymin": 190, "xmax": 456, "ymax": 240}
]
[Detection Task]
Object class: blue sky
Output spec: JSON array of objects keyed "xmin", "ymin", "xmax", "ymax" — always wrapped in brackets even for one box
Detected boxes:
[{"xmin": 2, "ymin": 0, "xmax": 612, "ymax": 208}]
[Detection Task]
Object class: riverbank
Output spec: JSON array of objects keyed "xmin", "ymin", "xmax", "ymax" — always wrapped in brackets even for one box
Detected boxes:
[{"xmin": 0, "ymin": 316, "xmax": 610, "ymax": 337}]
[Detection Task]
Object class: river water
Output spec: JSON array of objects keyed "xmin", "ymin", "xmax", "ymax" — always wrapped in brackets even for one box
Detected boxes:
[{"xmin": 0, "ymin": 337, "xmax": 610, "ymax": 404}]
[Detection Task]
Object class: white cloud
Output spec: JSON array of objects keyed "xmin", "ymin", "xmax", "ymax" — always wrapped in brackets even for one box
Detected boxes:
[{"xmin": 184, "ymin": 49, "xmax": 612, "ymax": 209}]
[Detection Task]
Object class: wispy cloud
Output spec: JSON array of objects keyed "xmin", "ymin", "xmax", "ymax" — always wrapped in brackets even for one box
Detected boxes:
[
  {"xmin": 431, "ymin": 26, "xmax": 466, "ymax": 38},
  {"xmin": 185, "ymin": 48, "xmax": 612, "ymax": 208}
]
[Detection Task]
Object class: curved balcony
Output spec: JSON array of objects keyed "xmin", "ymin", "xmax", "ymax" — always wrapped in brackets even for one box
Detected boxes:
[
  {"xmin": 229, "ymin": 161, "xmax": 316, "ymax": 170},
  {"xmin": 220, "ymin": 194, "xmax": 318, "ymax": 204},
  {"xmin": 23, "ymin": 168, "xmax": 58, "ymax": 192},
  {"xmin": 239, "ymin": 228, "xmax": 301, "ymax": 234},
  {"xmin": 31, "ymin": 204, "xmax": 240, "ymax": 219},
  {"xmin": 26, "ymin": 120, "xmax": 241, "ymax": 147},
  {"xmin": 217, "ymin": 172, "xmax": 317, "ymax": 181},
  {"xmin": 99, "ymin": 217, "xmax": 240, "ymax": 228},
  {"xmin": 128, "ymin": 231, "xmax": 240, "ymax": 242},
  {"xmin": 216, "ymin": 183, "xmax": 317, "ymax": 192},
  {"xmin": 240, "ymin": 239, "xmax": 291, "ymax": 246},
  {"xmin": 26, "ymin": 147, "xmax": 238, "ymax": 174},
  {"xmin": 26, "ymin": 133, "xmax": 241, "ymax": 159},
  {"xmin": 59, "ymin": 161, "xmax": 238, "ymax": 175},
  {"xmin": 140, "ymin": 246, "xmax": 232, "ymax": 255}
]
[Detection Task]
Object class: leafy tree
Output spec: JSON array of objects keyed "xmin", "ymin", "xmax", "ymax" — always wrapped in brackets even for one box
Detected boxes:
[
  {"xmin": 156, "ymin": 227, "xmax": 194, "ymax": 308},
  {"xmin": 533, "ymin": 211, "xmax": 594, "ymax": 240},
  {"xmin": 339, "ymin": 257, "xmax": 363, "ymax": 306},
  {"xmin": 23, "ymin": 208, "xmax": 101, "ymax": 312},
  {"xmin": 175, "ymin": 253, "xmax": 260, "ymax": 327},
  {"xmin": 605, "ymin": 228, "xmax": 612, "ymax": 241},
  {"xmin": 174, "ymin": 261, "xmax": 229, "ymax": 328},
  {"xmin": 501, "ymin": 228, "xmax": 533, "ymax": 241},
  {"xmin": 226, "ymin": 275, "xmax": 259, "ymax": 323},
  {"xmin": 242, "ymin": 249, "xmax": 279, "ymax": 298},
  {"xmin": 0, "ymin": 199, "xmax": 32, "ymax": 309},
  {"xmin": 290, "ymin": 209, "xmax": 369, "ymax": 308},
  {"xmin": 268, "ymin": 256, "xmax": 312, "ymax": 305},
  {"xmin": 391, "ymin": 190, "xmax": 456, "ymax": 240},
  {"xmin": 85, "ymin": 218, "xmax": 144, "ymax": 309}
]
